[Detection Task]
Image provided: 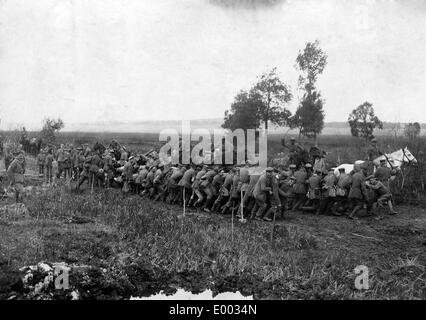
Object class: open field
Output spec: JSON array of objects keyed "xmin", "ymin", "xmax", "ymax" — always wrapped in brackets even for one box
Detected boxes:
[{"xmin": 0, "ymin": 133, "xmax": 425, "ymax": 300}]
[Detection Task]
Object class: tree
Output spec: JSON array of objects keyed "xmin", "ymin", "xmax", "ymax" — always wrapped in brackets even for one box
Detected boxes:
[
  {"xmin": 222, "ymin": 90, "xmax": 262, "ymax": 131},
  {"xmin": 251, "ymin": 67, "xmax": 292, "ymax": 130},
  {"xmin": 348, "ymin": 102, "xmax": 383, "ymax": 142},
  {"xmin": 404, "ymin": 122, "xmax": 421, "ymax": 140},
  {"xmin": 295, "ymin": 40, "xmax": 328, "ymax": 97},
  {"xmin": 293, "ymin": 40, "xmax": 327, "ymax": 144},
  {"xmin": 40, "ymin": 118, "xmax": 65, "ymax": 145},
  {"xmin": 291, "ymin": 91, "xmax": 325, "ymax": 140}
]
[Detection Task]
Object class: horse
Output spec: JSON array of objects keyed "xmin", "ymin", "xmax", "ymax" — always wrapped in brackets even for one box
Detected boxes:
[{"xmin": 334, "ymin": 147, "xmax": 418, "ymax": 177}]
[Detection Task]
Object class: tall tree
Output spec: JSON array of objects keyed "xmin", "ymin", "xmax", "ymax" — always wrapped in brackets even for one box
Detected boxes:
[
  {"xmin": 348, "ymin": 102, "xmax": 383, "ymax": 143},
  {"xmin": 293, "ymin": 40, "xmax": 327, "ymax": 144},
  {"xmin": 251, "ymin": 67, "xmax": 292, "ymax": 130}
]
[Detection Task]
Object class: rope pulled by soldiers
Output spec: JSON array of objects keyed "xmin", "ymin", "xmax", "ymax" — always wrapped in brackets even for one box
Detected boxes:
[{"xmin": 3, "ymin": 138, "xmax": 401, "ymax": 222}]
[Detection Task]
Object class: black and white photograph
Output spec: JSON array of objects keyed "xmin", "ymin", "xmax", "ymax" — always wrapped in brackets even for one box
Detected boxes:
[{"xmin": 0, "ymin": 0, "xmax": 425, "ymax": 305}]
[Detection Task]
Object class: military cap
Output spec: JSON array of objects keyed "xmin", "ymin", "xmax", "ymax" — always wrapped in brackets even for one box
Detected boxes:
[
  {"xmin": 289, "ymin": 164, "xmax": 296, "ymax": 169},
  {"xmin": 290, "ymin": 137, "xmax": 296, "ymax": 141},
  {"xmin": 266, "ymin": 167, "xmax": 274, "ymax": 172},
  {"xmin": 305, "ymin": 163, "xmax": 312, "ymax": 168}
]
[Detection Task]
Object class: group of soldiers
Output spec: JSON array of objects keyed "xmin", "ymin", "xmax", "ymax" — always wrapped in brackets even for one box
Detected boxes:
[{"xmin": 4, "ymin": 137, "xmax": 398, "ymax": 221}]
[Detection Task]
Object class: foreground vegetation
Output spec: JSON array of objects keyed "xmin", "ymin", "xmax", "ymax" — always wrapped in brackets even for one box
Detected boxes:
[{"xmin": 0, "ymin": 182, "xmax": 424, "ymax": 299}]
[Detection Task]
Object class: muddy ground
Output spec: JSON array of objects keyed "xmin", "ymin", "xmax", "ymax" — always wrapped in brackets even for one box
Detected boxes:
[{"xmin": 0, "ymin": 158, "xmax": 425, "ymax": 300}]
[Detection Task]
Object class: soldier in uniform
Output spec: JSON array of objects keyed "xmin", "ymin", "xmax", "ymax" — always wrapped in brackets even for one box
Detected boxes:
[
  {"xmin": 318, "ymin": 168, "xmax": 337, "ymax": 215},
  {"xmin": 44, "ymin": 149, "xmax": 54, "ymax": 185},
  {"xmin": 7, "ymin": 153, "xmax": 26, "ymax": 203},
  {"xmin": 373, "ymin": 159, "xmax": 394, "ymax": 189},
  {"xmin": 178, "ymin": 164, "xmax": 196, "ymax": 206},
  {"xmin": 252, "ymin": 167, "xmax": 281, "ymax": 221},
  {"xmin": 348, "ymin": 163, "xmax": 368, "ymax": 219},
  {"xmin": 292, "ymin": 164, "xmax": 309, "ymax": 211},
  {"xmin": 37, "ymin": 150, "xmax": 46, "ymax": 175},
  {"xmin": 56, "ymin": 144, "xmax": 65, "ymax": 179},
  {"xmin": 366, "ymin": 177, "xmax": 397, "ymax": 218},
  {"xmin": 301, "ymin": 168, "xmax": 323, "ymax": 214},
  {"xmin": 282, "ymin": 137, "xmax": 303, "ymax": 166},
  {"xmin": 189, "ymin": 165, "xmax": 207, "ymax": 208}
]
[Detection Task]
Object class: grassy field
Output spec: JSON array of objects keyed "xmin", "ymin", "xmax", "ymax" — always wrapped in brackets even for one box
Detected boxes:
[{"xmin": 0, "ymin": 133, "xmax": 425, "ymax": 300}]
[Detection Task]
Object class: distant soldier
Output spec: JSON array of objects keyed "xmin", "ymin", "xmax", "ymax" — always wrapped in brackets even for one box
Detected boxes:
[
  {"xmin": 282, "ymin": 137, "xmax": 303, "ymax": 166},
  {"xmin": 122, "ymin": 156, "xmax": 136, "ymax": 194},
  {"xmin": 76, "ymin": 156, "xmax": 92, "ymax": 191},
  {"xmin": 313, "ymin": 151, "xmax": 327, "ymax": 174},
  {"xmin": 56, "ymin": 144, "xmax": 65, "ymax": 179},
  {"xmin": 44, "ymin": 150, "xmax": 54, "ymax": 184},
  {"xmin": 7, "ymin": 153, "xmax": 26, "ymax": 203},
  {"xmin": 103, "ymin": 150, "xmax": 115, "ymax": 188},
  {"xmin": 36, "ymin": 150, "xmax": 46, "ymax": 175}
]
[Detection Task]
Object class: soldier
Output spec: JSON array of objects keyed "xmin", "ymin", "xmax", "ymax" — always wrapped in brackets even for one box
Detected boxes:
[
  {"xmin": 178, "ymin": 164, "xmax": 196, "ymax": 206},
  {"xmin": 301, "ymin": 168, "xmax": 323, "ymax": 214},
  {"xmin": 318, "ymin": 168, "xmax": 337, "ymax": 215},
  {"xmin": 36, "ymin": 150, "xmax": 46, "ymax": 175},
  {"xmin": 373, "ymin": 159, "xmax": 394, "ymax": 189},
  {"xmin": 282, "ymin": 137, "xmax": 303, "ymax": 166},
  {"xmin": 83, "ymin": 143, "xmax": 92, "ymax": 157},
  {"xmin": 90, "ymin": 151, "xmax": 104, "ymax": 188},
  {"xmin": 103, "ymin": 150, "xmax": 115, "ymax": 188},
  {"xmin": 76, "ymin": 156, "xmax": 92, "ymax": 191},
  {"xmin": 285, "ymin": 164, "xmax": 297, "ymax": 209},
  {"xmin": 212, "ymin": 167, "xmax": 233, "ymax": 213},
  {"xmin": 56, "ymin": 144, "xmax": 65, "ymax": 179},
  {"xmin": 348, "ymin": 163, "xmax": 368, "ymax": 219},
  {"xmin": 189, "ymin": 165, "xmax": 207, "ymax": 208},
  {"xmin": 200, "ymin": 167, "xmax": 219, "ymax": 212},
  {"xmin": 76, "ymin": 147, "xmax": 86, "ymax": 180},
  {"xmin": 263, "ymin": 171, "xmax": 292, "ymax": 220},
  {"xmin": 292, "ymin": 164, "xmax": 309, "ymax": 211},
  {"xmin": 366, "ymin": 138, "xmax": 382, "ymax": 176},
  {"xmin": 166, "ymin": 164, "xmax": 185, "ymax": 203},
  {"xmin": 313, "ymin": 151, "xmax": 327, "ymax": 174},
  {"xmin": 63, "ymin": 148, "xmax": 72, "ymax": 179},
  {"xmin": 7, "ymin": 152, "xmax": 26, "ymax": 203},
  {"xmin": 366, "ymin": 177, "xmax": 397, "ymax": 218},
  {"xmin": 152, "ymin": 163, "xmax": 165, "ymax": 201},
  {"xmin": 252, "ymin": 167, "xmax": 281, "ymax": 221},
  {"xmin": 44, "ymin": 149, "xmax": 54, "ymax": 185},
  {"xmin": 135, "ymin": 165, "xmax": 149, "ymax": 195},
  {"xmin": 122, "ymin": 156, "xmax": 136, "ymax": 194},
  {"xmin": 141, "ymin": 167, "xmax": 156, "ymax": 197}
]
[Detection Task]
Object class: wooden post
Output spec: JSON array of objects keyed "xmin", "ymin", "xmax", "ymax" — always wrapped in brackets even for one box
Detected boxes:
[
  {"xmin": 270, "ymin": 207, "xmax": 277, "ymax": 248},
  {"xmin": 183, "ymin": 187, "xmax": 186, "ymax": 217}
]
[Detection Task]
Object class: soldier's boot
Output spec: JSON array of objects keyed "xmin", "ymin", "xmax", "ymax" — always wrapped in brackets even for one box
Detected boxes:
[
  {"xmin": 348, "ymin": 205, "xmax": 362, "ymax": 220},
  {"xmin": 388, "ymin": 201, "xmax": 397, "ymax": 215},
  {"xmin": 263, "ymin": 208, "xmax": 274, "ymax": 222},
  {"xmin": 255, "ymin": 204, "xmax": 267, "ymax": 221},
  {"xmin": 211, "ymin": 199, "xmax": 220, "ymax": 212},
  {"xmin": 203, "ymin": 198, "xmax": 213, "ymax": 213}
]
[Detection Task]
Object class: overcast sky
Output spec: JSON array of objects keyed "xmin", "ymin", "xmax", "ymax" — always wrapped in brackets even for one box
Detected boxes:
[{"xmin": 1, "ymin": 0, "xmax": 425, "ymax": 129}]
